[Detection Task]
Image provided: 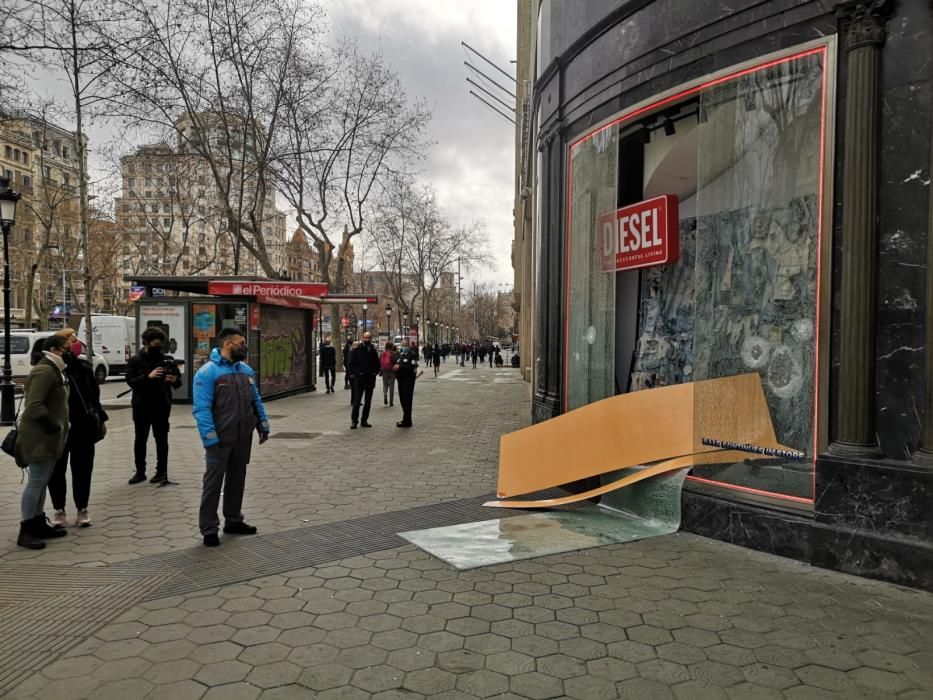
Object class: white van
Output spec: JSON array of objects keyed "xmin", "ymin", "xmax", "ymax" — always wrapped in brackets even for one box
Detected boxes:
[
  {"xmin": 0, "ymin": 330, "xmax": 110, "ymax": 386},
  {"xmin": 78, "ymin": 315, "xmax": 136, "ymax": 375}
]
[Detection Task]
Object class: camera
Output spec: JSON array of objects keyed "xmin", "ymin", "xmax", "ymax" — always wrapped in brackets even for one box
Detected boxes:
[{"xmin": 161, "ymin": 356, "xmax": 185, "ymax": 375}]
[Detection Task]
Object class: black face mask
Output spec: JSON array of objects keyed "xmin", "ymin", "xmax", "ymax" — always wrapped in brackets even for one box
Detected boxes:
[
  {"xmin": 231, "ymin": 345, "xmax": 249, "ymax": 362},
  {"xmin": 148, "ymin": 346, "xmax": 164, "ymax": 357}
]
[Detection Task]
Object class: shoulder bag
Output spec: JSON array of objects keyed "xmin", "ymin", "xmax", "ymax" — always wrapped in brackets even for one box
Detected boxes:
[
  {"xmin": 70, "ymin": 379, "xmax": 105, "ymax": 444},
  {"xmin": 1, "ymin": 394, "xmax": 24, "ymax": 459}
]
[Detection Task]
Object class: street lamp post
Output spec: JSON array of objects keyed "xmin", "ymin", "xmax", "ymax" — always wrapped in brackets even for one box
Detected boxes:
[
  {"xmin": 385, "ymin": 303, "xmax": 392, "ymax": 343},
  {"xmin": 416, "ymin": 314, "xmax": 421, "ymax": 344},
  {"xmin": 362, "ymin": 303, "xmax": 368, "ymax": 337},
  {"xmin": 0, "ymin": 177, "xmax": 22, "ymax": 426},
  {"xmin": 402, "ymin": 311, "xmax": 408, "ymax": 341}
]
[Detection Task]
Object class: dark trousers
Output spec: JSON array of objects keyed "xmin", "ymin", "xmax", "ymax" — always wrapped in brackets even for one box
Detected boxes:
[
  {"xmin": 398, "ymin": 378, "xmax": 415, "ymax": 425},
  {"xmin": 48, "ymin": 433, "xmax": 95, "ymax": 511},
  {"xmin": 199, "ymin": 443, "xmax": 248, "ymax": 536},
  {"xmin": 343, "ymin": 367, "xmax": 351, "ymax": 388},
  {"xmin": 351, "ymin": 376, "xmax": 375, "ymax": 424},
  {"xmin": 472, "ymin": 356, "xmax": 478, "ymax": 368},
  {"xmin": 323, "ymin": 367, "xmax": 336, "ymax": 391},
  {"xmin": 489, "ymin": 355, "xmax": 493, "ymax": 367},
  {"xmin": 133, "ymin": 408, "xmax": 170, "ymax": 476}
]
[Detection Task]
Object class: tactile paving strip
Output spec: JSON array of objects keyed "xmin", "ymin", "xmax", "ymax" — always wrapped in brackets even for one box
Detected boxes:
[
  {"xmin": 136, "ymin": 491, "xmax": 567, "ymax": 599},
  {"xmin": 0, "ymin": 570, "xmax": 177, "ymax": 693}
]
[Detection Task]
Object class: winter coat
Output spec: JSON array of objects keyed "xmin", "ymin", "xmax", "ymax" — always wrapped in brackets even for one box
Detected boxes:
[
  {"xmin": 126, "ymin": 348, "xmax": 181, "ymax": 413},
  {"xmin": 14, "ymin": 357, "xmax": 70, "ymax": 467},
  {"xmin": 347, "ymin": 342, "xmax": 380, "ymax": 383},
  {"xmin": 320, "ymin": 344, "xmax": 337, "ymax": 369},
  {"xmin": 193, "ymin": 348, "xmax": 270, "ymax": 458},
  {"xmin": 64, "ymin": 354, "xmax": 109, "ymax": 441}
]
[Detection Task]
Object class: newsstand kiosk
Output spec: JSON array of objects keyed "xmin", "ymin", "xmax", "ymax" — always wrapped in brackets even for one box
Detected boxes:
[{"xmin": 128, "ymin": 276, "xmax": 327, "ymax": 401}]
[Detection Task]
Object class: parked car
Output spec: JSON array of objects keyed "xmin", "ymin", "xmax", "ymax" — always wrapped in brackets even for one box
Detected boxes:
[
  {"xmin": 78, "ymin": 314, "xmax": 136, "ymax": 375},
  {"xmin": 0, "ymin": 330, "xmax": 110, "ymax": 386}
]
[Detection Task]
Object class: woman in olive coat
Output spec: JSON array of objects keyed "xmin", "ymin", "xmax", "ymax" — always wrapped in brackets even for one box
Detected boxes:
[{"xmin": 14, "ymin": 334, "xmax": 72, "ymax": 549}]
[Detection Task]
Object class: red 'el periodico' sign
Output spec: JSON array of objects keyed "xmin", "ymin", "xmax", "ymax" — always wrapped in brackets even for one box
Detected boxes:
[{"xmin": 599, "ymin": 194, "xmax": 680, "ymax": 273}]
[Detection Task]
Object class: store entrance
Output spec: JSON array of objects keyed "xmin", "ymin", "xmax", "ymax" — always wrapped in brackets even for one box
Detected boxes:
[{"xmin": 615, "ymin": 107, "xmax": 699, "ymax": 395}]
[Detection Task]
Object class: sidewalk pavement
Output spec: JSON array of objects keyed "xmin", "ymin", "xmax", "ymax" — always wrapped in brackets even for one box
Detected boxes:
[{"xmin": 0, "ymin": 363, "xmax": 930, "ymax": 699}]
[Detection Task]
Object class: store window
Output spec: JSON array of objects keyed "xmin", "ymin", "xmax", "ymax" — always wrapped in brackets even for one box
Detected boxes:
[{"xmin": 564, "ymin": 44, "xmax": 831, "ymax": 502}]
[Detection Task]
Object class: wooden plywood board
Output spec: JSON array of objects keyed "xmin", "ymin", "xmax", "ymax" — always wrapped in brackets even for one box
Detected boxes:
[{"xmin": 497, "ymin": 373, "xmax": 779, "ymax": 499}]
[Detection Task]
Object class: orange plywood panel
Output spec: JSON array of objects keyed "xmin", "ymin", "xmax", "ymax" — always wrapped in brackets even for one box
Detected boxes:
[
  {"xmin": 497, "ymin": 373, "xmax": 780, "ymax": 499},
  {"xmin": 693, "ymin": 372, "xmax": 778, "ymax": 452},
  {"xmin": 496, "ymin": 382, "xmax": 696, "ymax": 498}
]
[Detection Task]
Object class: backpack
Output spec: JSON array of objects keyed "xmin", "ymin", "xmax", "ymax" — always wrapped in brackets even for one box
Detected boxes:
[{"xmin": 380, "ymin": 351, "xmax": 394, "ymax": 371}]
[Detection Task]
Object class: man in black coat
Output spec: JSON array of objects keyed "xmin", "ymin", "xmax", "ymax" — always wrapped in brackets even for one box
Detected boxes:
[
  {"xmin": 347, "ymin": 331, "xmax": 380, "ymax": 429},
  {"xmin": 125, "ymin": 327, "xmax": 181, "ymax": 485},
  {"xmin": 319, "ymin": 336, "xmax": 337, "ymax": 394}
]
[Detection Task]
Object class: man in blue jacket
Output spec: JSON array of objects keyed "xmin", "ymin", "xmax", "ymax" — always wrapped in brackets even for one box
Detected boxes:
[{"xmin": 193, "ymin": 327, "xmax": 270, "ymax": 547}]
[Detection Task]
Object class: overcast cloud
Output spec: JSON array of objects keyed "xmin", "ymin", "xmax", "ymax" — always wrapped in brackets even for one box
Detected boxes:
[
  {"xmin": 327, "ymin": 1, "xmax": 518, "ymax": 289},
  {"xmin": 28, "ymin": 1, "xmax": 518, "ymax": 289}
]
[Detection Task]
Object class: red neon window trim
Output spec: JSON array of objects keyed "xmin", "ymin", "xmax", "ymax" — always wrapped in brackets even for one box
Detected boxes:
[{"xmin": 562, "ymin": 45, "xmax": 830, "ymax": 504}]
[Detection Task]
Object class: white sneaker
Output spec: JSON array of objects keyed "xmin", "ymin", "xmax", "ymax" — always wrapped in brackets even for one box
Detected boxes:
[
  {"xmin": 51, "ymin": 509, "xmax": 67, "ymax": 529},
  {"xmin": 75, "ymin": 509, "xmax": 92, "ymax": 528}
]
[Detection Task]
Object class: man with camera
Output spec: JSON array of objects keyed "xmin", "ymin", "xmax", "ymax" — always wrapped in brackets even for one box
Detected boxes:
[{"xmin": 126, "ymin": 327, "xmax": 182, "ymax": 486}]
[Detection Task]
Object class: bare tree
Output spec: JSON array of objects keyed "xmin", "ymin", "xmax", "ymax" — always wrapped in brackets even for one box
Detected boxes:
[
  {"xmin": 277, "ymin": 42, "xmax": 430, "ymax": 332},
  {"xmin": 112, "ymin": 0, "xmax": 320, "ymax": 277},
  {"xmin": 3, "ymin": 0, "xmax": 152, "ymax": 350},
  {"xmin": 464, "ymin": 283, "xmax": 500, "ymax": 341}
]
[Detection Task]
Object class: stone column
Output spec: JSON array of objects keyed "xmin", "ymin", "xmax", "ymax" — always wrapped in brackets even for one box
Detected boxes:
[
  {"xmin": 828, "ymin": 0, "xmax": 890, "ymax": 457},
  {"xmin": 913, "ymin": 40, "xmax": 933, "ymax": 466}
]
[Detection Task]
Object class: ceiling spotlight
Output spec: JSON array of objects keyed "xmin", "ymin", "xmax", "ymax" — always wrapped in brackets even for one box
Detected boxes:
[{"xmin": 663, "ymin": 118, "xmax": 676, "ymax": 136}]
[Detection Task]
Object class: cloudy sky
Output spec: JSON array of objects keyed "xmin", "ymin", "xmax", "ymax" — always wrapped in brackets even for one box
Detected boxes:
[
  {"xmin": 26, "ymin": 1, "xmax": 518, "ymax": 289},
  {"xmin": 328, "ymin": 1, "xmax": 518, "ymax": 289}
]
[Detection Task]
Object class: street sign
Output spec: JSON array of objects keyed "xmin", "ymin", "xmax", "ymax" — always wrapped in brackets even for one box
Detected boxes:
[
  {"xmin": 208, "ymin": 280, "xmax": 328, "ymax": 298},
  {"xmin": 599, "ymin": 194, "xmax": 679, "ymax": 273},
  {"xmin": 129, "ymin": 286, "xmax": 145, "ymax": 302},
  {"xmin": 151, "ymin": 287, "xmax": 166, "ymax": 297}
]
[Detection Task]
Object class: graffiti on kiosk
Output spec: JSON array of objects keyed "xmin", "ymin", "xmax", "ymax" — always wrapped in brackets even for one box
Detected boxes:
[{"xmin": 260, "ymin": 326, "xmax": 306, "ymax": 390}]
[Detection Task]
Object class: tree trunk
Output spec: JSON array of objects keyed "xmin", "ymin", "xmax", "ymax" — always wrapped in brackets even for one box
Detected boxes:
[{"xmin": 70, "ymin": 7, "xmax": 93, "ymax": 354}]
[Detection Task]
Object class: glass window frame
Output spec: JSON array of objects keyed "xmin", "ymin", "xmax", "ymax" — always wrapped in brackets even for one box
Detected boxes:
[{"xmin": 562, "ymin": 39, "xmax": 837, "ymax": 505}]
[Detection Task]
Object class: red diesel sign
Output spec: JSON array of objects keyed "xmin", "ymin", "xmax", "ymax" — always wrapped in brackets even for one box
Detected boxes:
[
  {"xmin": 599, "ymin": 194, "xmax": 679, "ymax": 273},
  {"xmin": 208, "ymin": 281, "xmax": 328, "ymax": 298}
]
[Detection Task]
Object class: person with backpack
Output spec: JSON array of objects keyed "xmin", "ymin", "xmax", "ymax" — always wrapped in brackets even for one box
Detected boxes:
[
  {"xmin": 380, "ymin": 341, "xmax": 398, "ymax": 406},
  {"xmin": 48, "ymin": 328, "xmax": 108, "ymax": 528},
  {"xmin": 14, "ymin": 334, "xmax": 72, "ymax": 549}
]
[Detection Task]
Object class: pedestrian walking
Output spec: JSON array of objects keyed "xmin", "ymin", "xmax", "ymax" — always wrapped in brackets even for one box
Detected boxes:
[
  {"xmin": 342, "ymin": 338, "xmax": 353, "ymax": 389},
  {"xmin": 193, "ymin": 328, "xmax": 270, "ymax": 547},
  {"xmin": 126, "ymin": 327, "xmax": 181, "ymax": 486},
  {"xmin": 394, "ymin": 340, "xmax": 419, "ymax": 428},
  {"xmin": 488, "ymin": 344, "xmax": 494, "ymax": 368},
  {"xmin": 432, "ymin": 345, "xmax": 441, "ymax": 377},
  {"xmin": 48, "ymin": 329, "xmax": 108, "ymax": 528},
  {"xmin": 348, "ymin": 332, "xmax": 380, "ymax": 429},
  {"xmin": 320, "ymin": 336, "xmax": 337, "ymax": 394},
  {"xmin": 380, "ymin": 341, "xmax": 398, "ymax": 406},
  {"xmin": 14, "ymin": 334, "xmax": 72, "ymax": 549},
  {"xmin": 471, "ymin": 344, "xmax": 478, "ymax": 369}
]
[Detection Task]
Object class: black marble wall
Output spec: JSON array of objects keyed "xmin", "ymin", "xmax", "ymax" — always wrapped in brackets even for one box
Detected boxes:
[{"xmin": 872, "ymin": 0, "xmax": 933, "ymax": 460}]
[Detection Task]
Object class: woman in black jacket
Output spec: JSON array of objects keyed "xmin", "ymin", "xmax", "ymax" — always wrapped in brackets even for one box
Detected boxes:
[{"xmin": 47, "ymin": 329, "xmax": 108, "ymax": 528}]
